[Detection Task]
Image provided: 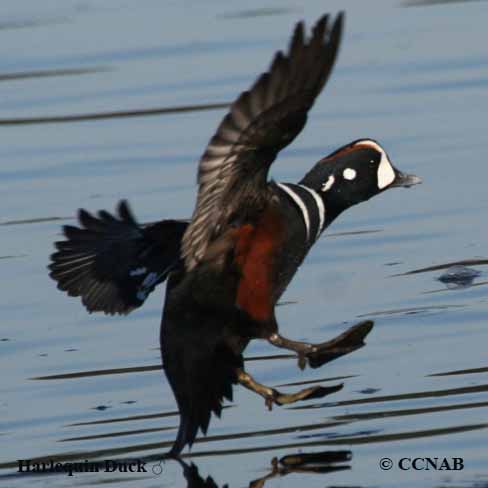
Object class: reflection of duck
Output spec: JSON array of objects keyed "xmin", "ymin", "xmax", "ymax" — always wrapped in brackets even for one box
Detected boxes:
[
  {"xmin": 176, "ymin": 450, "xmax": 351, "ymax": 488},
  {"xmin": 49, "ymin": 13, "xmax": 420, "ymax": 455},
  {"xmin": 177, "ymin": 459, "xmax": 224, "ymax": 488},
  {"xmin": 437, "ymin": 265, "xmax": 481, "ymax": 289},
  {"xmin": 392, "ymin": 259, "xmax": 486, "ymax": 293}
]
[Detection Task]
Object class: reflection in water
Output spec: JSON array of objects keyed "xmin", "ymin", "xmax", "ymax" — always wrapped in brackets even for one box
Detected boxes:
[
  {"xmin": 7, "ymin": 315, "xmax": 485, "ymax": 480},
  {"xmin": 0, "ymin": 322, "xmax": 371, "ymax": 478},
  {"xmin": 59, "ymin": 425, "xmax": 175, "ymax": 443},
  {"xmin": 0, "ymin": 254, "xmax": 26, "ymax": 260},
  {"xmin": 0, "ymin": 67, "xmax": 108, "ymax": 82},
  {"xmin": 219, "ymin": 7, "xmax": 297, "ymax": 20},
  {"xmin": 394, "ymin": 258, "xmax": 488, "ymax": 277},
  {"xmin": 333, "ymin": 399, "xmax": 488, "ymax": 422},
  {"xmin": 422, "ymin": 280, "xmax": 488, "ymax": 295},
  {"xmin": 0, "ymin": 216, "xmax": 71, "ymax": 226},
  {"xmin": 0, "ymin": 16, "xmax": 69, "ymax": 31},
  {"xmin": 3, "ymin": 0, "xmax": 488, "ymax": 485},
  {"xmin": 293, "ymin": 383, "xmax": 488, "ymax": 409},
  {"xmin": 0, "ymin": 102, "xmax": 230, "ymax": 126},
  {"xmin": 3, "ymin": 341, "xmax": 488, "ymax": 486},
  {"xmin": 177, "ymin": 450, "xmax": 351, "ymax": 488},
  {"xmin": 437, "ymin": 264, "xmax": 482, "ymax": 288},
  {"xmin": 31, "ymin": 354, "xmax": 309, "ymax": 381},
  {"xmin": 179, "ymin": 460, "xmax": 224, "ymax": 488},
  {"xmin": 403, "ymin": 0, "xmax": 485, "ymax": 6},
  {"xmin": 0, "ymin": 451, "xmax": 351, "ymax": 487},
  {"xmin": 429, "ymin": 365, "xmax": 488, "ymax": 377},
  {"xmin": 394, "ymin": 258, "xmax": 486, "ymax": 293},
  {"xmin": 31, "ymin": 364, "xmax": 163, "ymax": 381},
  {"xmin": 358, "ymin": 304, "xmax": 465, "ymax": 318},
  {"xmin": 327, "ymin": 228, "xmax": 383, "ymax": 238}
]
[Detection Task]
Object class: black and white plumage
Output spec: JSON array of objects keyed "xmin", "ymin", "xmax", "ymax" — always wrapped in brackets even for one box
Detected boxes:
[
  {"xmin": 49, "ymin": 12, "xmax": 421, "ymax": 457},
  {"xmin": 276, "ymin": 183, "xmax": 326, "ymax": 243}
]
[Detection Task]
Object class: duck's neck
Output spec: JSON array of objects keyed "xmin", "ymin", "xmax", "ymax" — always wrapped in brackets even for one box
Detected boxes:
[{"xmin": 299, "ymin": 165, "xmax": 347, "ymax": 222}]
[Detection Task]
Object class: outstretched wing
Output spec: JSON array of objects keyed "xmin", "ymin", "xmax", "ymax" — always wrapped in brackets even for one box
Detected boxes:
[
  {"xmin": 49, "ymin": 201, "xmax": 187, "ymax": 315},
  {"xmin": 181, "ymin": 13, "xmax": 344, "ymax": 270}
]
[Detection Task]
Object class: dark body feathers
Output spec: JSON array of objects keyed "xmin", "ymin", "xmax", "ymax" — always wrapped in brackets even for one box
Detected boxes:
[
  {"xmin": 48, "ymin": 12, "xmax": 419, "ymax": 457},
  {"xmin": 49, "ymin": 14, "xmax": 346, "ymax": 455},
  {"xmin": 161, "ymin": 271, "xmax": 246, "ymax": 456}
]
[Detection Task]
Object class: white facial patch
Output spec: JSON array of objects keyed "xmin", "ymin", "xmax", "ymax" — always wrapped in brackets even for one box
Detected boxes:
[
  {"xmin": 343, "ymin": 168, "xmax": 356, "ymax": 180},
  {"xmin": 352, "ymin": 139, "xmax": 395, "ymax": 190},
  {"xmin": 321, "ymin": 175, "xmax": 335, "ymax": 192},
  {"xmin": 377, "ymin": 153, "xmax": 396, "ymax": 189}
]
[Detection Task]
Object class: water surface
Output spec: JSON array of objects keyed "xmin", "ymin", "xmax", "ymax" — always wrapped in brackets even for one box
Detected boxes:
[{"xmin": 1, "ymin": 0, "xmax": 488, "ymax": 486}]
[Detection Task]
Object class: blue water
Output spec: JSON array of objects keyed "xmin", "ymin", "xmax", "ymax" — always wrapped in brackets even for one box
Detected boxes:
[{"xmin": 1, "ymin": 0, "xmax": 488, "ymax": 486}]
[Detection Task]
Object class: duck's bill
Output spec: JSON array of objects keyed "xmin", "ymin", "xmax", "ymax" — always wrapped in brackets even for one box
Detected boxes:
[{"xmin": 391, "ymin": 170, "xmax": 422, "ymax": 188}]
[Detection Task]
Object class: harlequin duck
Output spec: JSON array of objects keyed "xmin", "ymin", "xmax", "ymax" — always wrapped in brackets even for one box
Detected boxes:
[{"xmin": 49, "ymin": 12, "xmax": 421, "ymax": 456}]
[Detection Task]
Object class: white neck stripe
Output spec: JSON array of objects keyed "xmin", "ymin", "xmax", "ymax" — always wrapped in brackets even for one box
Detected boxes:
[
  {"xmin": 277, "ymin": 183, "xmax": 310, "ymax": 241},
  {"xmin": 298, "ymin": 184, "xmax": 325, "ymax": 240}
]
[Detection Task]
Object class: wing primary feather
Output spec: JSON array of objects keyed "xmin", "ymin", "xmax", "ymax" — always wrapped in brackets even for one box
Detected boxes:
[{"xmin": 181, "ymin": 13, "xmax": 345, "ymax": 271}]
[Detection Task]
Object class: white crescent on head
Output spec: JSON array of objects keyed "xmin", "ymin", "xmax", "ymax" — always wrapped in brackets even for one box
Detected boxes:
[
  {"xmin": 377, "ymin": 153, "xmax": 395, "ymax": 189},
  {"xmin": 321, "ymin": 175, "xmax": 335, "ymax": 192},
  {"xmin": 353, "ymin": 139, "xmax": 395, "ymax": 190}
]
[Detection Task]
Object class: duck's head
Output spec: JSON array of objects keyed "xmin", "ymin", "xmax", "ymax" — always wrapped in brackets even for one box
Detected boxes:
[{"xmin": 301, "ymin": 138, "xmax": 421, "ymax": 213}]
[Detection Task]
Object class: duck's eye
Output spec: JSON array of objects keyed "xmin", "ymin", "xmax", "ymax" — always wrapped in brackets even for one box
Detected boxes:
[
  {"xmin": 321, "ymin": 175, "xmax": 335, "ymax": 192},
  {"xmin": 343, "ymin": 168, "xmax": 356, "ymax": 180}
]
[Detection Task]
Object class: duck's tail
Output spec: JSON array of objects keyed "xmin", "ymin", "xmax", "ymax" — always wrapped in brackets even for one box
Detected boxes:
[{"xmin": 48, "ymin": 200, "xmax": 187, "ymax": 315}]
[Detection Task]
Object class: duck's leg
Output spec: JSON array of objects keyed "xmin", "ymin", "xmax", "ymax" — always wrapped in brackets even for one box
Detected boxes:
[
  {"xmin": 236, "ymin": 368, "xmax": 341, "ymax": 410},
  {"xmin": 268, "ymin": 320, "xmax": 374, "ymax": 369}
]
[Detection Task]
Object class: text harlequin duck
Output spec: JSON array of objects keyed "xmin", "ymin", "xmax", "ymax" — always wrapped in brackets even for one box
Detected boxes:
[{"xmin": 49, "ymin": 12, "xmax": 421, "ymax": 456}]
